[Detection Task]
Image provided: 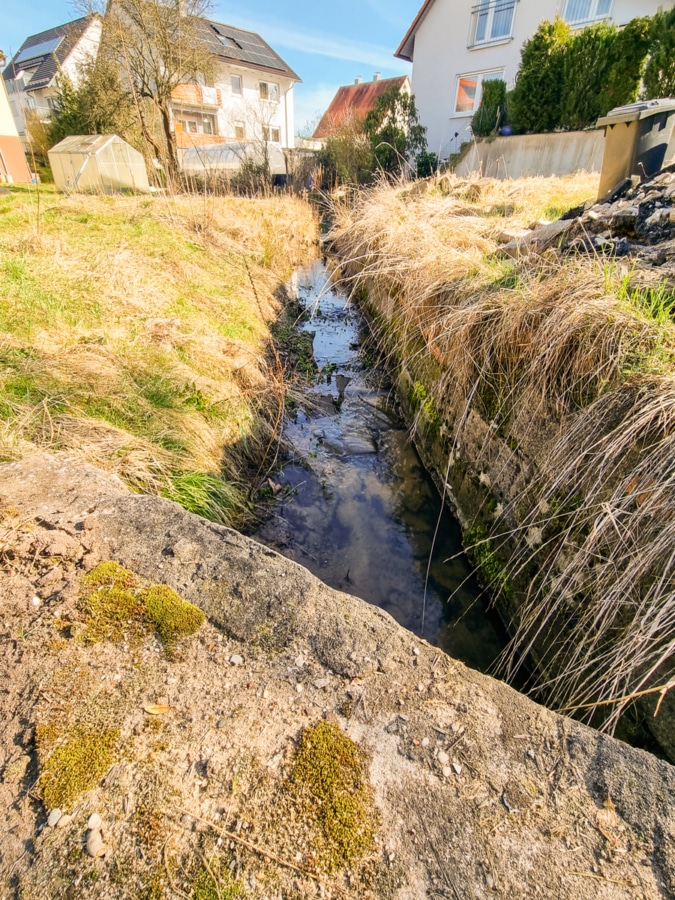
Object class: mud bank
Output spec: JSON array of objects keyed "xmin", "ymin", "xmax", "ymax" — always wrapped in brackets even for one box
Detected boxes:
[{"xmin": 1, "ymin": 452, "xmax": 675, "ymax": 899}]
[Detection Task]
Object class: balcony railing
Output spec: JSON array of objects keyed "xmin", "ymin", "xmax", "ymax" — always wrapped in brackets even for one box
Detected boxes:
[{"xmin": 469, "ymin": 0, "xmax": 517, "ymax": 49}]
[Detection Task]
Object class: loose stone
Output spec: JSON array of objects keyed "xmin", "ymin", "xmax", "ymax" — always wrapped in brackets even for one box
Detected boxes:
[
  {"xmin": 86, "ymin": 830, "xmax": 106, "ymax": 858},
  {"xmin": 421, "ymin": 737, "xmax": 430, "ymax": 748},
  {"xmin": 56, "ymin": 814, "xmax": 73, "ymax": 829},
  {"xmin": 442, "ymin": 767, "xmax": 452, "ymax": 778},
  {"xmin": 296, "ymin": 683, "xmax": 303, "ymax": 694},
  {"xmin": 87, "ymin": 813, "xmax": 102, "ymax": 830},
  {"xmin": 453, "ymin": 763, "xmax": 462, "ymax": 775},
  {"xmin": 438, "ymin": 751, "xmax": 450, "ymax": 766},
  {"xmin": 229, "ymin": 655, "xmax": 244, "ymax": 666},
  {"xmin": 47, "ymin": 809, "xmax": 62, "ymax": 828}
]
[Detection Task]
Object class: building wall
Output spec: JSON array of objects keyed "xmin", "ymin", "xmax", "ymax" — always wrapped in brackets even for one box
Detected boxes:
[
  {"xmin": 411, "ymin": 0, "xmax": 673, "ymax": 159},
  {"xmin": 172, "ymin": 64, "xmax": 296, "ymax": 149},
  {"xmin": 0, "ymin": 81, "xmax": 31, "ymax": 182},
  {"xmin": 6, "ymin": 18, "xmax": 103, "ymax": 140}
]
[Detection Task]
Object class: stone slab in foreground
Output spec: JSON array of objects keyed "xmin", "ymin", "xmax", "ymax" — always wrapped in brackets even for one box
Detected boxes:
[{"xmin": 1, "ymin": 453, "xmax": 674, "ymax": 899}]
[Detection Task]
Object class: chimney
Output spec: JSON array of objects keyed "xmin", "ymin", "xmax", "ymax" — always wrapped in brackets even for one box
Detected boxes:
[
  {"xmin": 373, "ymin": 72, "xmax": 381, "ymax": 82},
  {"xmin": 354, "ymin": 76, "xmax": 362, "ymax": 85}
]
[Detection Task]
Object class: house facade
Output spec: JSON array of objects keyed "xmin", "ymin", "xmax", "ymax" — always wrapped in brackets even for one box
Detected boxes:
[
  {"xmin": 313, "ymin": 74, "xmax": 411, "ymax": 141},
  {"xmin": 0, "ymin": 77, "xmax": 31, "ymax": 183},
  {"xmin": 396, "ymin": 0, "xmax": 675, "ymax": 159},
  {"xmin": 2, "ymin": 15, "xmax": 102, "ymax": 148},
  {"xmin": 171, "ymin": 19, "xmax": 299, "ymax": 152}
]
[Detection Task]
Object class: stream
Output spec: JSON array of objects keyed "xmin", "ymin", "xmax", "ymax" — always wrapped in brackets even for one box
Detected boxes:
[{"xmin": 253, "ymin": 259, "xmax": 509, "ymax": 673}]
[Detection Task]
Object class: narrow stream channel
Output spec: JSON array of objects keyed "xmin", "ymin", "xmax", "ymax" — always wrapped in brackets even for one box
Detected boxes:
[{"xmin": 253, "ymin": 259, "xmax": 510, "ymax": 674}]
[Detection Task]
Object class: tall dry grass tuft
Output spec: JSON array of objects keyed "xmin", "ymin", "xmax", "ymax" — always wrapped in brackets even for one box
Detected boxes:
[
  {"xmin": 330, "ymin": 172, "xmax": 675, "ymax": 730},
  {"xmin": 0, "ymin": 187, "xmax": 317, "ymax": 525}
]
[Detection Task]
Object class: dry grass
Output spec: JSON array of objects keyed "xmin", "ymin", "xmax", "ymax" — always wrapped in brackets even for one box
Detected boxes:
[
  {"xmin": 330, "ymin": 172, "xmax": 675, "ymax": 731},
  {"xmin": 0, "ymin": 186, "xmax": 316, "ymax": 523}
]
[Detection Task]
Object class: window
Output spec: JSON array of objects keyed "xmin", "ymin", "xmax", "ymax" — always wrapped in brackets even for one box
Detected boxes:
[
  {"xmin": 454, "ymin": 70, "xmax": 504, "ymax": 116},
  {"xmin": 470, "ymin": 1, "xmax": 516, "ymax": 47},
  {"xmin": 234, "ymin": 121, "xmax": 245, "ymax": 139},
  {"xmin": 263, "ymin": 126, "xmax": 281, "ymax": 143},
  {"xmin": 259, "ymin": 81, "xmax": 279, "ymax": 102},
  {"xmin": 231, "ymin": 74, "xmax": 242, "ymax": 96},
  {"xmin": 202, "ymin": 117, "xmax": 214, "ymax": 135},
  {"xmin": 563, "ymin": 0, "xmax": 612, "ymax": 25}
]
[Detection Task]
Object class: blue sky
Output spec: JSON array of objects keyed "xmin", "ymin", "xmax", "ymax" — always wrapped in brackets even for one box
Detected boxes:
[{"xmin": 1, "ymin": 0, "xmax": 420, "ymax": 132}]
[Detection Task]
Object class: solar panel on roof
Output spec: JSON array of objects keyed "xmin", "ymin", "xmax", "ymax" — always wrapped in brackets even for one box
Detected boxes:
[{"xmin": 15, "ymin": 36, "xmax": 63, "ymax": 65}]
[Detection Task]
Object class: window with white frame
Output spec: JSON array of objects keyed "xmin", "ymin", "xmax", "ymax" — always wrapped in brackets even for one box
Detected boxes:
[
  {"xmin": 454, "ymin": 70, "xmax": 505, "ymax": 116},
  {"xmin": 176, "ymin": 113, "xmax": 217, "ymax": 136},
  {"xmin": 563, "ymin": 0, "xmax": 612, "ymax": 25},
  {"xmin": 231, "ymin": 74, "xmax": 242, "ymax": 96},
  {"xmin": 234, "ymin": 121, "xmax": 245, "ymax": 139},
  {"xmin": 470, "ymin": 1, "xmax": 516, "ymax": 47},
  {"xmin": 259, "ymin": 81, "xmax": 279, "ymax": 102}
]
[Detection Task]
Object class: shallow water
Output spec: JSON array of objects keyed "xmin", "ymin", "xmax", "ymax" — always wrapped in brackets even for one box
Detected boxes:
[{"xmin": 253, "ymin": 259, "xmax": 509, "ymax": 673}]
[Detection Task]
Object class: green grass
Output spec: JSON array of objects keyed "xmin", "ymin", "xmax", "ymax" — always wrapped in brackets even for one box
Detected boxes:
[{"xmin": 0, "ymin": 187, "xmax": 316, "ymax": 525}]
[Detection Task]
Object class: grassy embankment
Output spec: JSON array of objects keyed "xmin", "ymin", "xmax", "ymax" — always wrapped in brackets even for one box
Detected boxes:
[
  {"xmin": 0, "ymin": 186, "xmax": 316, "ymax": 524},
  {"xmin": 331, "ymin": 172, "xmax": 675, "ymax": 732}
]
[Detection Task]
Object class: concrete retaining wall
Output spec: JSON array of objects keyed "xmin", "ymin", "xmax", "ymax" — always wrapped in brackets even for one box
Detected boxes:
[{"xmin": 455, "ymin": 130, "xmax": 605, "ymax": 180}]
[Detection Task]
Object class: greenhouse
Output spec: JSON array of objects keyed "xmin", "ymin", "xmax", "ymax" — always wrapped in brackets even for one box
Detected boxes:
[{"xmin": 48, "ymin": 134, "xmax": 150, "ymax": 194}]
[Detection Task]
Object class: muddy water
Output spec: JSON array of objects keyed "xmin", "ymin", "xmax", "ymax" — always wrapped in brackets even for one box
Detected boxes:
[{"xmin": 253, "ymin": 260, "xmax": 509, "ymax": 672}]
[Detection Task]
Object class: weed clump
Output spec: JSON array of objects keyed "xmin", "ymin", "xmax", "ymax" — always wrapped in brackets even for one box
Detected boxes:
[
  {"xmin": 141, "ymin": 584, "xmax": 205, "ymax": 647},
  {"xmin": 289, "ymin": 720, "xmax": 376, "ymax": 873},
  {"xmin": 36, "ymin": 721, "xmax": 120, "ymax": 810}
]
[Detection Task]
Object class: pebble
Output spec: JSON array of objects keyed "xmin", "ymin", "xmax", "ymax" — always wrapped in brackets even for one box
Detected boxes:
[
  {"xmin": 47, "ymin": 809, "xmax": 62, "ymax": 828},
  {"xmin": 413, "ymin": 648, "xmax": 420, "ymax": 656},
  {"xmin": 31, "ymin": 597, "xmax": 41, "ymax": 607},
  {"xmin": 86, "ymin": 830, "xmax": 106, "ymax": 858},
  {"xmin": 437, "ymin": 751, "xmax": 450, "ymax": 766},
  {"xmin": 294, "ymin": 655, "xmax": 305, "ymax": 668},
  {"xmin": 166, "ymin": 677, "xmax": 178, "ymax": 685},
  {"xmin": 348, "ymin": 651, "xmax": 358, "ymax": 662},
  {"xmin": 313, "ymin": 678, "xmax": 330, "ymax": 690},
  {"xmin": 87, "ymin": 813, "xmax": 102, "ymax": 830},
  {"xmin": 442, "ymin": 767, "xmax": 453, "ymax": 778},
  {"xmin": 56, "ymin": 814, "xmax": 73, "ymax": 829},
  {"xmin": 262, "ymin": 689, "xmax": 269, "ymax": 699},
  {"xmin": 295, "ymin": 683, "xmax": 304, "ymax": 694},
  {"xmin": 453, "ymin": 763, "xmax": 462, "ymax": 775},
  {"xmin": 229, "ymin": 655, "xmax": 244, "ymax": 666},
  {"xmin": 421, "ymin": 738, "xmax": 430, "ymax": 748}
]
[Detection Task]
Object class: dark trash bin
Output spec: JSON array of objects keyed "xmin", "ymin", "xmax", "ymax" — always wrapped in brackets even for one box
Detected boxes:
[{"xmin": 596, "ymin": 99, "xmax": 675, "ymax": 199}]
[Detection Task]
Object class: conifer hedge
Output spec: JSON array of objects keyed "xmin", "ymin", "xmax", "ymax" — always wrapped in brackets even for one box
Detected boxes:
[{"xmin": 504, "ymin": 13, "xmax": 668, "ymax": 135}]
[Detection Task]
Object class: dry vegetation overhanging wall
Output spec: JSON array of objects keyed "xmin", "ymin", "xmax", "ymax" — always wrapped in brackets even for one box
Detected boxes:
[
  {"xmin": 330, "ymin": 174, "xmax": 675, "ymax": 757},
  {"xmin": 0, "ymin": 186, "xmax": 317, "ymax": 525}
]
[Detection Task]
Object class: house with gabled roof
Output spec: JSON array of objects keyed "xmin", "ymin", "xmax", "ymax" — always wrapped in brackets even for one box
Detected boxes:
[
  {"xmin": 170, "ymin": 18, "xmax": 301, "ymax": 152},
  {"xmin": 313, "ymin": 74, "xmax": 411, "ymax": 141},
  {"xmin": 0, "ymin": 70, "xmax": 31, "ymax": 183},
  {"xmin": 396, "ymin": 0, "xmax": 674, "ymax": 160},
  {"xmin": 2, "ymin": 15, "xmax": 103, "ymax": 147}
]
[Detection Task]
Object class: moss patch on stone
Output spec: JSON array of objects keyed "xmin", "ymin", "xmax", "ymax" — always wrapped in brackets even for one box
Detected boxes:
[
  {"xmin": 289, "ymin": 720, "xmax": 376, "ymax": 873},
  {"xmin": 79, "ymin": 562, "xmax": 205, "ymax": 648},
  {"xmin": 36, "ymin": 721, "xmax": 120, "ymax": 810},
  {"xmin": 140, "ymin": 584, "xmax": 205, "ymax": 647}
]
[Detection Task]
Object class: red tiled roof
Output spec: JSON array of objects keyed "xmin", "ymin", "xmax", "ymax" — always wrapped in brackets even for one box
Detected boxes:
[{"xmin": 313, "ymin": 76, "xmax": 410, "ymax": 139}]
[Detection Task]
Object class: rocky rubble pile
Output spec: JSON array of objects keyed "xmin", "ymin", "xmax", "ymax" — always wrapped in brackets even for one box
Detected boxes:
[{"xmin": 561, "ymin": 166, "xmax": 675, "ymax": 277}]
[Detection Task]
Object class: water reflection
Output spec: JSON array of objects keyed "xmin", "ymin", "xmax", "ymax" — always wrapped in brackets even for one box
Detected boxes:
[{"xmin": 253, "ymin": 259, "xmax": 508, "ymax": 673}]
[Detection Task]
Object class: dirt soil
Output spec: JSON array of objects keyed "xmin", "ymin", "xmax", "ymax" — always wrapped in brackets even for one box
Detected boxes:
[{"xmin": 1, "ymin": 452, "xmax": 674, "ymax": 900}]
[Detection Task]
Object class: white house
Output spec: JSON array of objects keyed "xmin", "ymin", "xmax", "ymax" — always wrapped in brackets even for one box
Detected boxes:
[
  {"xmin": 2, "ymin": 15, "xmax": 103, "ymax": 148},
  {"xmin": 0, "ymin": 76, "xmax": 31, "ymax": 183},
  {"xmin": 396, "ymin": 0, "xmax": 675, "ymax": 159},
  {"xmin": 171, "ymin": 18, "xmax": 300, "ymax": 153}
]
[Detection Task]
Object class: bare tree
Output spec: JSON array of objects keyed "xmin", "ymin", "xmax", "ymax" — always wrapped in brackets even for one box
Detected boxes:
[{"xmin": 79, "ymin": 0, "xmax": 214, "ymax": 185}]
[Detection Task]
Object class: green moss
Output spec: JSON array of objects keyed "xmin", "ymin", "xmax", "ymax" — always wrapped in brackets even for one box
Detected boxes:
[
  {"xmin": 140, "ymin": 584, "xmax": 205, "ymax": 647},
  {"xmin": 289, "ymin": 720, "xmax": 376, "ymax": 873},
  {"xmin": 192, "ymin": 862, "xmax": 245, "ymax": 900},
  {"xmin": 79, "ymin": 563, "xmax": 143, "ymax": 644},
  {"xmin": 36, "ymin": 722, "xmax": 120, "ymax": 809},
  {"xmin": 80, "ymin": 561, "xmax": 205, "ymax": 648},
  {"xmin": 465, "ymin": 525, "xmax": 513, "ymax": 601}
]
